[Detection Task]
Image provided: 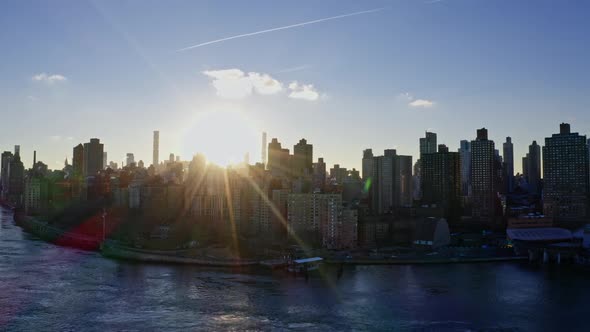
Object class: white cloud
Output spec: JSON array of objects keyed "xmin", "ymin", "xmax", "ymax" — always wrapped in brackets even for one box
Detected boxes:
[
  {"xmin": 409, "ymin": 99, "xmax": 435, "ymax": 108},
  {"xmin": 396, "ymin": 92, "xmax": 413, "ymax": 102},
  {"xmin": 203, "ymin": 69, "xmax": 319, "ymax": 101},
  {"xmin": 248, "ymin": 72, "xmax": 283, "ymax": 95},
  {"xmin": 32, "ymin": 73, "xmax": 67, "ymax": 84},
  {"xmin": 288, "ymin": 81, "xmax": 320, "ymax": 101}
]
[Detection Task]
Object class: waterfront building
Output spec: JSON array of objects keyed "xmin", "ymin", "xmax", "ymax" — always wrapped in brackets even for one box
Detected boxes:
[
  {"xmin": 1, "ymin": 151, "xmax": 13, "ymax": 200},
  {"xmin": 470, "ymin": 128, "xmax": 497, "ymax": 223},
  {"xmin": 370, "ymin": 149, "xmax": 412, "ymax": 214},
  {"xmin": 83, "ymin": 138, "xmax": 104, "ymax": 176},
  {"xmin": 412, "ymin": 217, "xmax": 451, "ymax": 249},
  {"xmin": 542, "ymin": 123, "xmax": 589, "ymax": 222}
]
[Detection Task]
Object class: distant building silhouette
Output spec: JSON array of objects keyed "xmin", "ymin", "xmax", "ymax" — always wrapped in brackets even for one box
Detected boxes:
[
  {"xmin": 421, "ymin": 144, "xmax": 461, "ymax": 214},
  {"xmin": 1, "ymin": 151, "xmax": 14, "ymax": 200},
  {"xmin": 293, "ymin": 138, "xmax": 313, "ymax": 177},
  {"xmin": 153, "ymin": 130, "xmax": 159, "ymax": 167},
  {"xmin": 126, "ymin": 153, "xmax": 135, "ymax": 167},
  {"xmin": 458, "ymin": 140, "xmax": 471, "ymax": 197},
  {"xmin": 362, "ymin": 149, "xmax": 374, "ymax": 182},
  {"xmin": 543, "ymin": 123, "xmax": 589, "ymax": 221},
  {"xmin": 523, "ymin": 141, "xmax": 541, "ymax": 195},
  {"xmin": 261, "ymin": 132, "xmax": 267, "ymax": 167},
  {"xmin": 503, "ymin": 137, "xmax": 514, "ymax": 193},
  {"xmin": 72, "ymin": 143, "xmax": 84, "ymax": 177},
  {"xmin": 83, "ymin": 138, "xmax": 104, "ymax": 176}
]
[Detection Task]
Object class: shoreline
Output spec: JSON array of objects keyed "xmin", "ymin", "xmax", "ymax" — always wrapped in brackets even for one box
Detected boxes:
[{"xmin": 14, "ymin": 213, "xmax": 526, "ymax": 267}]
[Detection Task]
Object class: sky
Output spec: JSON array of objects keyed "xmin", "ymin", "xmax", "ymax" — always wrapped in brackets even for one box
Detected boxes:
[{"xmin": 1, "ymin": 0, "xmax": 589, "ymax": 171}]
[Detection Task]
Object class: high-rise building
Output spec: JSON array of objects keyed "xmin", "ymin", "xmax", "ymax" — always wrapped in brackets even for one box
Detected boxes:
[
  {"xmin": 312, "ymin": 158, "xmax": 327, "ymax": 192},
  {"xmin": 420, "ymin": 132, "xmax": 437, "ymax": 155},
  {"xmin": 471, "ymin": 128, "xmax": 497, "ymax": 222},
  {"xmin": 126, "ymin": 153, "xmax": 135, "ymax": 167},
  {"xmin": 1, "ymin": 151, "xmax": 13, "ymax": 200},
  {"xmin": 169, "ymin": 153, "xmax": 175, "ymax": 163},
  {"xmin": 362, "ymin": 149, "xmax": 374, "ymax": 182},
  {"xmin": 153, "ymin": 130, "xmax": 159, "ymax": 167},
  {"xmin": 7, "ymin": 147, "xmax": 24, "ymax": 205},
  {"xmin": 503, "ymin": 137, "xmax": 514, "ymax": 193},
  {"xmin": 421, "ymin": 144, "xmax": 461, "ymax": 213},
  {"xmin": 102, "ymin": 152, "xmax": 107, "ymax": 170},
  {"xmin": 267, "ymin": 138, "xmax": 290, "ymax": 177},
  {"xmin": 261, "ymin": 132, "xmax": 267, "ymax": 166},
  {"xmin": 329, "ymin": 164, "xmax": 348, "ymax": 184},
  {"xmin": 293, "ymin": 138, "xmax": 313, "ymax": 177},
  {"xmin": 73, "ymin": 143, "xmax": 84, "ymax": 176},
  {"xmin": 542, "ymin": 123, "xmax": 589, "ymax": 221},
  {"xmin": 397, "ymin": 155, "xmax": 413, "ymax": 207},
  {"xmin": 526, "ymin": 141, "xmax": 541, "ymax": 194},
  {"xmin": 371, "ymin": 149, "xmax": 411, "ymax": 214},
  {"xmin": 138, "ymin": 160, "xmax": 145, "ymax": 169},
  {"xmin": 458, "ymin": 140, "xmax": 471, "ymax": 197},
  {"xmin": 83, "ymin": 138, "xmax": 104, "ymax": 176}
]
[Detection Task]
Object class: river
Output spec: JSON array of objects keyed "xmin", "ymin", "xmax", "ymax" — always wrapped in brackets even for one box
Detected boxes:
[{"xmin": 1, "ymin": 207, "xmax": 589, "ymax": 331}]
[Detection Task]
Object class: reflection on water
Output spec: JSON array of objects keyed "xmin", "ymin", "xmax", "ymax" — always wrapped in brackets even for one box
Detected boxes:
[{"xmin": 1, "ymin": 207, "xmax": 589, "ymax": 331}]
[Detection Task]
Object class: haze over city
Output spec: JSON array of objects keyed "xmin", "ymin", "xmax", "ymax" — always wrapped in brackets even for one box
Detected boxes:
[{"xmin": 2, "ymin": 0, "xmax": 589, "ymax": 171}]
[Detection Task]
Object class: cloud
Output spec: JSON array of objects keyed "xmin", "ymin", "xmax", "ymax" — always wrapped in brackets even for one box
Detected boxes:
[
  {"xmin": 409, "ymin": 99, "xmax": 435, "ymax": 108},
  {"xmin": 32, "ymin": 73, "xmax": 67, "ymax": 84},
  {"xmin": 288, "ymin": 81, "xmax": 320, "ymax": 101},
  {"xmin": 276, "ymin": 65, "xmax": 311, "ymax": 74},
  {"xmin": 203, "ymin": 69, "xmax": 319, "ymax": 101},
  {"xmin": 397, "ymin": 91, "xmax": 435, "ymax": 108},
  {"xmin": 176, "ymin": 8, "xmax": 386, "ymax": 52}
]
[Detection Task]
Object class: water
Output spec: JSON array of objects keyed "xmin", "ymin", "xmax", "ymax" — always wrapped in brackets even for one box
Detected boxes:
[{"xmin": 1, "ymin": 207, "xmax": 589, "ymax": 331}]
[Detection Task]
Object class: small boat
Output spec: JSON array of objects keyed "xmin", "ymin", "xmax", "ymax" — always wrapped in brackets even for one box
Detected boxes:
[{"xmin": 287, "ymin": 257, "xmax": 323, "ymax": 274}]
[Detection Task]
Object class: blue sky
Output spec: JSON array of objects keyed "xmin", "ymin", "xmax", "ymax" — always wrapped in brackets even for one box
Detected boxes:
[{"xmin": 1, "ymin": 0, "xmax": 589, "ymax": 170}]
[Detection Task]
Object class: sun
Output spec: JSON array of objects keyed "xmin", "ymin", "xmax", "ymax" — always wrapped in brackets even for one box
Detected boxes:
[{"xmin": 181, "ymin": 107, "xmax": 260, "ymax": 167}]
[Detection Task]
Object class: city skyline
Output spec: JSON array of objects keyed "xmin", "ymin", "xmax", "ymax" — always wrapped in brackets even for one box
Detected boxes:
[{"xmin": 1, "ymin": 0, "xmax": 590, "ymax": 171}]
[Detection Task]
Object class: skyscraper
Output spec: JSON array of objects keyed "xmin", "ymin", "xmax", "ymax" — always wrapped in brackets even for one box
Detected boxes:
[
  {"xmin": 397, "ymin": 155, "xmax": 413, "ymax": 207},
  {"xmin": 542, "ymin": 123, "xmax": 589, "ymax": 221},
  {"xmin": 267, "ymin": 138, "xmax": 290, "ymax": 177},
  {"xmin": 153, "ymin": 130, "xmax": 159, "ymax": 167},
  {"xmin": 7, "ymin": 146, "xmax": 24, "ymax": 205},
  {"xmin": 503, "ymin": 137, "xmax": 514, "ymax": 193},
  {"xmin": 421, "ymin": 144, "xmax": 461, "ymax": 213},
  {"xmin": 72, "ymin": 144, "xmax": 84, "ymax": 177},
  {"xmin": 470, "ymin": 128, "xmax": 497, "ymax": 223},
  {"xmin": 293, "ymin": 138, "xmax": 313, "ymax": 177},
  {"xmin": 83, "ymin": 138, "xmax": 104, "ymax": 176},
  {"xmin": 458, "ymin": 140, "xmax": 471, "ymax": 197},
  {"xmin": 312, "ymin": 157, "xmax": 327, "ymax": 192},
  {"xmin": 527, "ymin": 141, "xmax": 542, "ymax": 195},
  {"xmin": 419, "ymin": 132, "xmax": 437, "ymax": 155},
  {"xmin": 261, "ymin": 132, "xmax": 267, "ymax": 166},
  {"xmin": 362, "ymin": 149, "xmax": 374, "ymax": 182},
  {"xmin": 102, "ymin": 152, "xmax": 107, "ymax": 170}
]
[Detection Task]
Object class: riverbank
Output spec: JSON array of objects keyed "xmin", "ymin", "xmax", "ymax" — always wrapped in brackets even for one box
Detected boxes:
[{"xmin": 15, "ymin": 213, "xmax": 528, "ymax": 267}]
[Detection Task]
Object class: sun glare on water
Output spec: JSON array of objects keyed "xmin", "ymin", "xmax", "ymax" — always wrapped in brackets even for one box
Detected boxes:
[{"xmin": 181, "ymin": 108, "xmax": 260, "ymax": 167}]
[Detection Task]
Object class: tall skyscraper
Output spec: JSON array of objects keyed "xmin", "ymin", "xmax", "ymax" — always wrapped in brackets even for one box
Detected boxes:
[
  {"xmin": 73, "ymin": 144, "xmax": 84, "ymax": 176},
  {"xmin": 261, "ymin": 132, "xmax": 267, "ymax": 166},
  {"xmin": 419, "ymin": 132, "xmax": 437, "ymax": 155},
  {"xmin": 527, "ymin": 141, "xmax": 541, "ymax": 195},
  {"xmin": 362, "ymin": 149, "xmax": 374, "ymax": 182},
  {"xmin": 471, "ymin": 128, "xmax": 497, "ymax": 222},
  {"xmin": 542, "ymin": 123, "xmax": 589, "ymax": 221},
  {"xmin": 7, "ymin": 147, "xmax": 24, "ymax": 205},
  {"xmin": 503, "ymin": 137, "xmax": 514, "ymax": 193},
  {"xmin": 153, "ymin": 130, "xmax": 159, "ymax": 167},
  {"xmin": 293, "ymin": 138, "xmax": 313, "ymax": 177},
  {"xmin": 370, "ymin": 149, "xmax": 411, "ymax": 214},
  {"xmin": 421, "ymin": 144, "xmax": 461, "ymax": 213},
  {"xmin": 458, "ymin": 140, "xmax": 471, "ymax": 197},
  {"xmin": 83, "ymin": 138, "xmax": 104, "ymax": 176}
]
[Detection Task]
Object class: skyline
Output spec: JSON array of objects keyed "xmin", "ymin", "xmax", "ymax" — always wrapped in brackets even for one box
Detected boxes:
[{"xmin": 1, "ymin": 0, "xmax": 590, "ymax": 170}]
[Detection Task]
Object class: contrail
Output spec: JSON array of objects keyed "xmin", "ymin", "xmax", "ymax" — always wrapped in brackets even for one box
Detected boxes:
[{"xmin": 175, "ymin": 7, "xmax": 386, "ymax": 52}]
